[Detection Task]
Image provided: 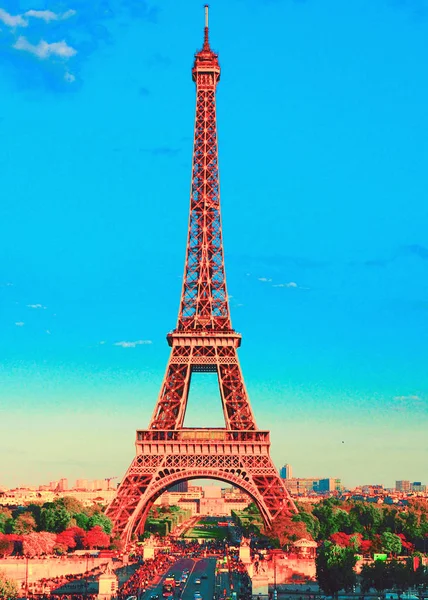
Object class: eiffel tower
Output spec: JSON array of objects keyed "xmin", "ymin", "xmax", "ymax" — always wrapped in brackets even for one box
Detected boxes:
[{"xmin": 106, "ymin": 6, "xmax": 297, "ymax": 544}]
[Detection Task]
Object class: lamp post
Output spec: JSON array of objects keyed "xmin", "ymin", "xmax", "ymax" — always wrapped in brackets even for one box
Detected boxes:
[
  {"xmin": 85, "ymin": 552, "xmax": 89, "ymax": 599},
  {"xmin": 25, "ymin": 555, "xmax": 29, "ymax": 598},
  {"xmin": 273, "ymin": 552, "xmax": 277, "ymax": 600}
]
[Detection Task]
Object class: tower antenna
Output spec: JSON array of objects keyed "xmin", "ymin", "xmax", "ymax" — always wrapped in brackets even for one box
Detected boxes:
[{"xmin": 203, "ymin": 4, "xmax": 210, "ymax": 49}]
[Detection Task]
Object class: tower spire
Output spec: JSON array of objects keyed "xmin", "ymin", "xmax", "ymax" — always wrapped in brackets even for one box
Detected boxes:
[{"xmin": 203, "ymin": 4, "xmax": 210, "ymax": 49}]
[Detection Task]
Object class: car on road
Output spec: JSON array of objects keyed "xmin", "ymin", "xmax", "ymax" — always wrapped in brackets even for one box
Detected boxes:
[
  {"xmin": 201, "ymin": 575, "xmax": 208, "ymax": 579},
  {"xmin": 194, "ymin": 593, "xmax": 202, "ymax": 600},
  {"xmin": 126, "ymin": 596, "xmax": 138, "ymax": 600},
  {"xmin": 150, "ymin": 595, "xmax": 159, "ymax": 600},
  {"xmin": 194, "ymin": 579, "xmax": 201, "ymax": 585}
]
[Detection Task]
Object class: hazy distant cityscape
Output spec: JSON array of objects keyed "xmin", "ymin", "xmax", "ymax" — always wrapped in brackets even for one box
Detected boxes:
[{"xmin": 1, "ymin": 464, "xmax": 425, "ymax": 511}]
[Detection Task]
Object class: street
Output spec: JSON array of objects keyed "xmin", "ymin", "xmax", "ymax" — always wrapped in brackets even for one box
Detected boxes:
[{"xmin": 143, "ymin": 557, "xmax": 219, "ymax": 600}]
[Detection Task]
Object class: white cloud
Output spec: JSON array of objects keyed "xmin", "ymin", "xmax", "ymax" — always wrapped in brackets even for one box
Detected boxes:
[
  {"xmin": 15, "ymin": 322, "xmax": 25, "ymax": 326},
  {"xmin": 46, "ymin": 330, "xmax": 51, "ymax": 335},
  {"xmin": 64, "ymin": 71, "xmax": 76, "ymax": 83},
  {"xmin": 258, "ymin": 277, "xmax": 272, "ymax": 283},
  {"xmin": 27, "ymin": 303, "xmax": 46, "ymax": 309},
  {"xmin": 273, "ymin": 282, "xmax": 298, "ymax": 288},
  {"xmin": 393, "ymin": 395, "xmax": 421, "ymax": 402},
  {"xmin": 99, "ymin": 341, "xmax": 106, "ymax": 345},
  {"xmin": 114, "ymin": 340, "xmax": 153, "ymax": 348},
  {"xmin": 24, "ymin": 9, "xmax": 76, "ymax": 23},
  {"xmin": 13, "ymin": 36, "xmax": 77, "ymax": 59},
  {"xmin": 0, "ymin": 8, "xmax": 28, "ymax": 27}
]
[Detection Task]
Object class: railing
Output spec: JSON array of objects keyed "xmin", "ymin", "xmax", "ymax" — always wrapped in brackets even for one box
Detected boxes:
[{"xmin": 136, "ymin": 429, "xmax": 270, "ymax": 443}]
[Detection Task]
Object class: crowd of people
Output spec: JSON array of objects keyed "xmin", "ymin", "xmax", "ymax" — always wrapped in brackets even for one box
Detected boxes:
[
  {"xmin": 20, "ymin": 561, "xmax": 115, "ymax": 598},
  {"xmin": 15, "ymin": 526, "xmax": 257, "ymax": 600},
  {"xmin": 116, "ymin": 553, "xmax": 174, "ymax": 599}
]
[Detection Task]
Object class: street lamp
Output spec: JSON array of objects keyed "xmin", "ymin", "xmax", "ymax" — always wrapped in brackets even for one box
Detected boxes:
[
  {"xmin": 274, "ymin": 552, "xmax": 277, "ymax": 600},
  {"xmin": 25, "ymin": 555, "xmax": 29, "ymax": 598},
  {"xmin": 85, "ymin": 552, "xmax": 89, "ymax": 599}
]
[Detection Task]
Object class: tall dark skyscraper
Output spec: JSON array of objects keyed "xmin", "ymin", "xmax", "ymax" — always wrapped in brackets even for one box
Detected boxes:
[
  {"xmin": 280, "ymin": 464, "xmax": 293, "ymax": 480},
  {"xmin": 168, "ymin": 481, "xmax": 189, "ymax": 493}
]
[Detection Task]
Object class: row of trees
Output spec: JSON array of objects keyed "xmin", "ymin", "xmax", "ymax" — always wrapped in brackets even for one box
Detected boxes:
[
  {"xmin": 316, "ymin": 542, "xmax": 428, "ymax": 598},
  {"xmin": 291, "ymin": 498, "xmax": 428, "ymax": 553},
  {"xmin": 0, "ymin": 497, "xmax": 115, "ymax": 557},
  {"xmin": 0, "ymin": 525, "xmax": 112, "ymax": 557},
  {"xmin": 0, "ymin": 497, "xmax": 112, "ymax": 536},
  {"xmin": 144, "ymin": 505, "xmax": 192, "ymax": 538},
  {"xmin": 235, "ymin": 498, "xmax": 428, "ymax": 554},
  {"xmin": 360, "ymin": 558, "xmax": 428, "ymax": 594}
]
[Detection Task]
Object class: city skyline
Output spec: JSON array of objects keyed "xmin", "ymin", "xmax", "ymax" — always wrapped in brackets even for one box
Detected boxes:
[
  {"xmin": 1, "ymin": 0, "xmax": 427, "ymax": 489},
  {"xmin": 2, "ymin": 473, "xmax": 426, "ymax": 494}
]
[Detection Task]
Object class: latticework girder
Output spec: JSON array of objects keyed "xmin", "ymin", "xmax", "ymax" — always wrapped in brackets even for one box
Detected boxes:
[
  {"xmin": 106, "ymin": 8, "xmax": 297, "ymax": 544},
  {"xmin": 106, "ymin": 434, "xmax": 295, "ymax": 546}
]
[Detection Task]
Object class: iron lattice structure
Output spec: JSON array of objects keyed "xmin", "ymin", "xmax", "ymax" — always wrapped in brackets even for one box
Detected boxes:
[{"xmin": 106, "ymin": 7, "xmax": 297, "ymax": 544}]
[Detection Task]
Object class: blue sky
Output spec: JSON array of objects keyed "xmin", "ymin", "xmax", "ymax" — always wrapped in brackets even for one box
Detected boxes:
[{"xmin": 0, "ymin": 0, "xmax": 427, "ymax": 490}]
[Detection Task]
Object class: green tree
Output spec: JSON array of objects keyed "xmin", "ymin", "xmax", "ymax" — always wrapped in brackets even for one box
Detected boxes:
[
  {"xmin": 245, "ymin": 503, "xmax": 260, "ymax": 515},
  {"xmin": 292, "ymin": 511, "xmax": 320, "ymax": 540},
  {"xmin": 0, "ymin": 510, "xmax": 13, "ymax": 535},
  {"xmin": 40, "ymin": 508, "xmax": 56, "ymax": 532},
  {"xmin": 388, "ymin": 559, "xmax": 413, "ymax": 595},
  {"xmin": 313, "ymin": 504, "xmax": 339, "ymax": 539},
  {"xmin": 0, "ymin": 570, "xmax": 18, "ymax": 599},
  {"xmin": 0, "ymin": 536, "xmax": 14, "ymax": 558},
  {"xmin": 349, "ymin": 503, "xmax": 381, "ymax": 537},
  {"xmin": 381, "ymin": 532, "xmax": 402, "ymax": 556},
  {"xmin": 25, "ymin": 504, "xmax": 43, "ymax": 530},
  {"xmin": 39, "ymin": 506, "xmax": 71, "ymax": 533},
  {"xmin": 53, "ymin": 507, "xmax": 72, "ymax": 533},
  {"xmin": 13, "ymin": 512, "xmax": 37, "ymax": 535},
  {"xmin": 75, "ymin": 513, "xmax": 89, "ymax": 530},
  {"xmin": 53, "ymin": 497, "xmax": 85, "ymax": 515},
  {"xmin": 360, "ymin": 560, "xmax": 393, "ymax": 594},
  {"xmin": 87, "ymin": 513, "xmax": 113, "ymax": 535},
  {"xmin": 316, "ymin": 542, "xmax": 357, "ymax": 598},
  {"xmin": 382, "ymin": 508, "xmax": 404, "ymax": 535},
  {"xmin": 335, "ymin": 509, "xmax": 353, "ymax": 534}
]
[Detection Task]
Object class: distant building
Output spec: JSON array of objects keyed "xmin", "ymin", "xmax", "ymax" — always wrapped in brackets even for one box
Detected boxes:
[
  {"xmin": 169, "ymin": 481, "xmax": 189, "ymax": 493},
  {"xmin": 49, "ymin": 481, "xmax": 58, "ymax": 491},
  {"xmin": 412, "ymin": 482, "xmax": 426, "ymax": 492},
  {"xmin": 283, "ymin": 478, "xmax": 316, "ymax": 495},
  {"xmin": 57, "ymin": 478, "xmax": 68, "ymax": 492},
  {"xmin": 188, "ymin": 485, "xmax": 203, "ymax": 493},
  {"xmin": 204, "ymin": 486, "xmax": 222, "ymax": 499},
  {"xmin": 92, "ymin": 479, "xmax": 108, "ymax": 491},
  {"xmin": 75, "ymin": 479, "xmax": 89, "ymax": 490},
  {"xmin": 362, "ymin": 484, "xmax": 384, "ymax": 495},
  {"xmin": 280, "ymin": 464, "xmax": 293, "ymax": 480},
  {"xmin": 396, "ymin": 480, "xmax": 411, "ymax": 492},
  {"xmin": 283, "ymin": 477, "xmax": 341, "ymax": 495},
  {"xmin": 316, "ymin": 478, "xmax": 342, "ymax": 493}
]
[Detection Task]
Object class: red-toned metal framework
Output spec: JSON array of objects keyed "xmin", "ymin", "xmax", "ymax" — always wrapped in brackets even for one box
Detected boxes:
[{"xmin": 106, "ymin": 6, "xmax": 297, "ymax": 544}]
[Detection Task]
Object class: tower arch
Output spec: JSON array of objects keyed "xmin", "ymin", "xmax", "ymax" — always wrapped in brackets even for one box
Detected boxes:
[{"xmin": 125, "ymin": 471, "xmax": 272, "ymax": 545}]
